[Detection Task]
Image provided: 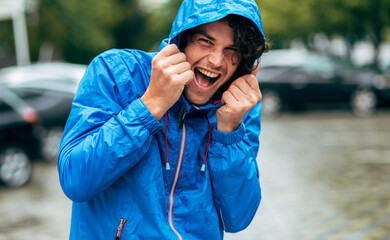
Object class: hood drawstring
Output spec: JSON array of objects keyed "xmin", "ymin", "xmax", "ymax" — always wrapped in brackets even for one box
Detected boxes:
[
  {"xmin": 165, "ymin": 112, "xmax": 170, "ymax": 170},
  {"xmin": 201, "ymin": 111, "xmax": 211, "ymax": 171},
  {"xmin": 164, "ymin": 111, "xmax": 212, "ymax": 172}
]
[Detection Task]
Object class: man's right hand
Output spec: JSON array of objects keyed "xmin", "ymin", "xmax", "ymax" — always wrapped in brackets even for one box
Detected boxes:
[{"xmin": 141, "ymin": 44, "xmax": 194, "ymax": 120}]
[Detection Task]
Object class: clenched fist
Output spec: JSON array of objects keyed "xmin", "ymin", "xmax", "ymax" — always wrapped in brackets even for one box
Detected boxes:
[
  {"xmin": 141, "ymin": 44, "xmax": 194, "ymax": 120},
  {"xmin": 216, "ymin": 67, "xmax": 262, "ymax": 132}
]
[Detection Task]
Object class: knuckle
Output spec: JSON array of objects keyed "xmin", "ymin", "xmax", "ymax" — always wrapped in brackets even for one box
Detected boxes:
[
  {"xmin": 187, "ymin": 70, "xmax": 194, "ymax": 79},
  {"xmin": 162, "ymin": 68, "xmax": 172, "ymax": 78},
  {"xmin": 246, "ymin": 76, "xmax": 256, "ymax": 84},
  {"xmin": 235, "ymin": 78, "xmax": 244, "ymax": 85},
  {"xmin": 178, "ymin": 52, "xmax": 187, "ymax": 61},
  {"xmin": 165, "ymin": 44, "xmax": 174, "ymax": 51},
  {"xmin": 183, "ymin": 62, "xmax": 191, "ymax": 70},
  {"xmin": 251, "ymin": 94, "xmax": 259, "ymax": 104},
  {"xmin": 170, "ymin": 75, "xmax": 178, "ymax": 84},
  {"xmin": 170, "ymin": 44, "xmax": 180, "ymax": 51},
  {"xmin": 231, "ymin": 105, "xmax": 241, "ymax": 113},
  {"xmin": 231, "ymin": 84, "xmax": 239, "ymax": 91},
  {"xmin": 222, "ymin": 91, "xmax": 230, "ymax": 99},
  {"xmin": 248, "ymin": 74, "xmax": 257, "ymax": 81},
  {"xmin": 257, "ymin": 91, "xmax": 262, "ymax": 101},
  {"xmin": 151, "ymin": 57, "xmax": 159, "ymax": 66},
  {"xmin": 153, "ymin": 59, "xmax": 165, "ymax": 69}
]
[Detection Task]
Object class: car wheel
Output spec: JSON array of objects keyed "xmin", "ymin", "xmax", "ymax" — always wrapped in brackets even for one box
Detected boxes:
[
  {"xmin": 0, "ymin": 146, "xmax": 32, "ymax": 187},
  {"xmin": 351, "ymin": 89, "xmax": 377, "ymax": 117},
  {"xmin": 41, "ymin": 127, "xmax": 64, "ymax": 162},
  {"xmin": 261, "ymin": 90, "xmax": 282, "ymax": 117}
]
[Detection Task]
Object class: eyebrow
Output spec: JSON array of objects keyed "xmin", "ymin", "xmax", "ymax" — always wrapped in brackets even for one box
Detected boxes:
[
  {"xmin": 196, "ymin": 29, "xmax": 237, "ymax": 48},
  {"xmin": 197, "ymin": 29, "xmax": 216, "ymax": 41}
]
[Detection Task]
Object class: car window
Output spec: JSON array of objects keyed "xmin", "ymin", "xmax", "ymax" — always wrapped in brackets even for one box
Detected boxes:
[
  {"xmin": 301, "ymin": 55, "xmax": 334, "ymax": 74},
  {"xmin": 297, "ymin": 55, "xmax": 336, "ymax": 81},
  {"xmin": 11, "ymin": 88, "xmax": 45, "ymax": 100},
  {"xmin": 0, "ymin": 99, "xmax": 13, "ymax": 112},
  {"xmin": 0, "ymin": 87, "xmax": 30, "ymax": 116},
  {"xmin": 258, "ymin": 67, "xmax": 291, "ymax": 81},
  {"xmin": 9, "ymin": 78, "xmax": 78, "ymax": 94}
]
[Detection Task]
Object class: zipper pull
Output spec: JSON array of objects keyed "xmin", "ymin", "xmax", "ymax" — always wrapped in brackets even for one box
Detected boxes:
[
  {"xmin": 115, "ymin": 218, "xmax": 127, "ymax": 240},
  {"xmin": 178, "ymin": 104, "xmax": 189, "ymax": 129}
]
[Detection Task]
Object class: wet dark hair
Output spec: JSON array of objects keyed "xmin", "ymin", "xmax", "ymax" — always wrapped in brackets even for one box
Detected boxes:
[{"xmin": 179, "ymin": 14, "xmax": 269, "ymax": 98}]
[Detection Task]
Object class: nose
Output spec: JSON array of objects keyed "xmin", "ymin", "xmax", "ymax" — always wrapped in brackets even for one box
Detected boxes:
[{"xmin": 207, "ymin": 50, "xmax": 224, "ymax": 67}]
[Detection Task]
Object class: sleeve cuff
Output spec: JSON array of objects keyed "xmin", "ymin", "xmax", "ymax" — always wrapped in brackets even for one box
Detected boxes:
[
  {"xmin": 212, "ymin": 123, "xmax": 245, "ymax": 145},
  {"xmin": 124, "ymin": 98, "xmax": 162, "ymax": 134}
]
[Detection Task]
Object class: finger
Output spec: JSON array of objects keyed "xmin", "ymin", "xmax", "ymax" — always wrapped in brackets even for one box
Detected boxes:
[
  {"xmin": 231, "ymin": 77, "xmax": 262, "ymax": 104},
  {"xmin": 222, "ymin": 90, "xmax": 239, "ymax": 106},
  {"xmin": 153, "ymin": 52, "xmax": 187, "ymax": 70},
  {"xmin": 168, "ymin": 61, "xmax": 191, "ymax": 75},
  {"xmin": 251, "ymin": 65, "xmax": 259, "ymax": 76},
  {"xmin": 165, "ymin": 52, "xmax": 187, "ymax": 65},
  {"xmin": 241, "ymin": 74, "xmax": 260, "ymax": 91},
  {"xmin": 176, "ymin": 70, "xmax": 194, "ymax": 85},
  {"xmin": 232, "ymin": 78, "xmax": 254, "ymax": 96},
  {"xmin": 227, "ymin": 84, "xmax": 247, "ymax": 103},
  {"xmin": 159, "ymin": 44, "xmax": 180, "ymax": 57}
]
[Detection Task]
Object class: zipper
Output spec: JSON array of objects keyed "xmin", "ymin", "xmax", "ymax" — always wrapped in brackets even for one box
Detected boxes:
[
  {"xmin": 219, "ymin": 209, "xmax": 226, "ymax": 231},
  {"xmin": 115, "ymin": 218, "xmax": 127, "ymax": 240},
  {"xmin": 178, "ymin": 104, "xmax": 189, "ymax": 129},
  {"xmin": 167, "ymin": 124, "xmax": 187, "ymax": 240}
]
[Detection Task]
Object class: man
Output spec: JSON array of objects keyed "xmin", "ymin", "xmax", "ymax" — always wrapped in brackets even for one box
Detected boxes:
[{"xmin": 58, "ymin": 0, "xmax": 269, "ymax": 239}]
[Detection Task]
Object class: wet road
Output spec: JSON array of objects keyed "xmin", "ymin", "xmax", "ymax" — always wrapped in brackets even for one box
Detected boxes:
[
  {"xmin": 1, "ymin": 110, "xmax": 390, "ymax": 240},
  {"xmin": 226, "ymin": 110, "xmax": 390, "ymax": 240}
]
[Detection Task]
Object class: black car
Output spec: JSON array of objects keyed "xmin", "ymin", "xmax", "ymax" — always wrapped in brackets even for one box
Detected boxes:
[
  {"xmin": 0, "ymin": 62, "xmax": 87, "ymax": 161},
  {"xmin": 257, "ymin": 50, "xmax": 390, "ymax": 116},
  {"xmin": 0, "ymin": 86, "xmax": 40, "ymax": 187}
]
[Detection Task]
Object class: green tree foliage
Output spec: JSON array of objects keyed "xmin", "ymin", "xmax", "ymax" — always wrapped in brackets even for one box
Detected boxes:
[
  {"xmin": 258, "ymin": 0, "xmax": 390, "ymax": 49},
  {"xmin": 2, "ymin": 0, "xmax": 390, "ymax": 66},
  {"xmin": 36, "ymin": 0, "xmax": 121, "ymax": 63},
  {"xmin": 143, "ymin": 0, "xmax": 182, "ymax": 51},
  {"xmin": 0, "ymin": 20, "xmax": 15, "ymax": 60}
]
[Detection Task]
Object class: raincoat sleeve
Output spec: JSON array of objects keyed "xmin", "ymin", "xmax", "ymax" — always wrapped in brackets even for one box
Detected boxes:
[
  {"xmin": 58, "ymin": 50, "xmax": 161, "ymax": 202},
  {"xmin": 207, "ymin": 102, "xmax": 261, "ymax": 233}
]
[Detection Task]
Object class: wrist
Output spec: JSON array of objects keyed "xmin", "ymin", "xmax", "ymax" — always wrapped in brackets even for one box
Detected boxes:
[
  {"xmin": 140, "ymin": 95, "xmax": 166, "ymax": 121},
  {"xmin": 217, "ymin": 120, "xmax": 241, "ymax": 132}
]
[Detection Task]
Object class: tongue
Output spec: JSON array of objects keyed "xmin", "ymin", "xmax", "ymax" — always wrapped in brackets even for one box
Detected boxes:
[{"xmin": 196, "ymin": 70, "xmax": 211, "ymax": 87}]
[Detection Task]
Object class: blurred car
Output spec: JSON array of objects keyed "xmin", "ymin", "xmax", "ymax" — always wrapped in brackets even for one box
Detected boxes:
[
  {"xmin": 0, "ymin": 86, "xmax": 40, "ymax": 187},
  {"xmin": 0, "ymin": 62, "xmax": 87, "ymax": 161},
  {"xmin": 257, "ymin": 49, "xmax": 390, "ymax": 117}
]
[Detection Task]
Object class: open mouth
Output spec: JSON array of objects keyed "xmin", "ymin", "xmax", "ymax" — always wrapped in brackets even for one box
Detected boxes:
[{"xmin": 194, "ymin": 67, "xmax": 221, "ymax": 87}]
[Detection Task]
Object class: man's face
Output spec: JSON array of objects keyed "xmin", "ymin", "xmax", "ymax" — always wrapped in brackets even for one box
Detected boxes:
[{"xmin": 183, "ymin": 20, "xmax": 239, "ymax": 105}]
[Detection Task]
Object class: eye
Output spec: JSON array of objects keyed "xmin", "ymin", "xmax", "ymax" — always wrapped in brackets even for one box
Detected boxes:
[
  {"xmin": 225, "ymin": 47, "xmax": 237, "ymax": 54},
  {"xmin": 198, "ymin": 38, "xmax": 213, "ymax": 47},
  {"xmin": 224, "ymin": 48, "xmax": 239, "ymax": 65}
]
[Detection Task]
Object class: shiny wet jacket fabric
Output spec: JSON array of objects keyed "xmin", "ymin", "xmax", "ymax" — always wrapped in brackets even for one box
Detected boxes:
[{"xmin": 58, "ymin": 0, "xmax": 264, "ymax": 239}]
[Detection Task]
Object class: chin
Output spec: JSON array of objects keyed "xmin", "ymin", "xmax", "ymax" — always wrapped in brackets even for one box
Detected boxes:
[
  {"xmin": 185, "ymin": 96, "xmax": 209, "ymax": 106},
  {"xmin": 184, "ymin": 91, "xmax": 210, "ymax": 106}
]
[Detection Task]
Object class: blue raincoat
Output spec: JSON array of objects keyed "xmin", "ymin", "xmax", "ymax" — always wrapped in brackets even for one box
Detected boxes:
[{"xmin": 58, "ymin": 0, "xmax": 264, "ymax": 239}]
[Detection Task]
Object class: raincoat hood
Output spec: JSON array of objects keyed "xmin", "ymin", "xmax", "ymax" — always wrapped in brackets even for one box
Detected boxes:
[
  {"xmin": 158, "ymin": 0, "xmax": 265, "ymax": 109},
  {"xmin": 160, "ymin": 0, "xmax": 265, "ymax": 48}
]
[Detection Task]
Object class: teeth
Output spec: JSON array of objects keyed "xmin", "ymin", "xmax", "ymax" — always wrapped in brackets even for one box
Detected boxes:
[{"xmin": 198, "ymin": 68, "xmax": 218, "ymax": 78}]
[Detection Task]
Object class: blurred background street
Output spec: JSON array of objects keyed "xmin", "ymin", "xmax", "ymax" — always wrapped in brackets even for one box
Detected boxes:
[
  {"xmin": 227, "ymin": 110, "xmax": 390, "ymax": 240},
  {"xmin": 1, "ymin": 110, "xmax": 390, "ymax": 239},
  {"xmin": 1, "ymin": 0, "xmax": 390, "ymax": 239}
]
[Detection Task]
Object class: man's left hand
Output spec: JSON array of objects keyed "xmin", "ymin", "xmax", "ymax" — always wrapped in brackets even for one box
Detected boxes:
[{"xmin": 216, "ymin": 67, "xmax": 262, "ymax": 132}]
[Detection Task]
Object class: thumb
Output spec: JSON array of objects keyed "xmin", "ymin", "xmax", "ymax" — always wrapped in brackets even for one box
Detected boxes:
[{"xmin": 251, "ymin": 65, "xmax": 259, "ymax": 76}]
